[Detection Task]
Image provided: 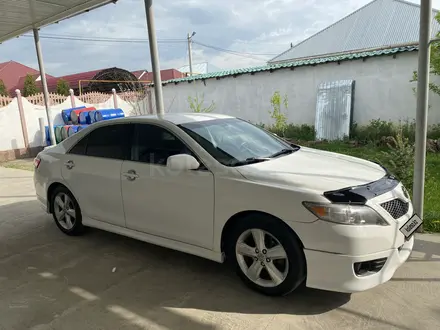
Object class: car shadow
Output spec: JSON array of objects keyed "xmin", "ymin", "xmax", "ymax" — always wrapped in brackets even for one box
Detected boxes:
[
  {"xmin": 0, "ymin": 200, "xmax": 352, "ymax": 329},
  {"xmin": 408, "ymin": 234, "xmax": 440, "ymax": 262}
]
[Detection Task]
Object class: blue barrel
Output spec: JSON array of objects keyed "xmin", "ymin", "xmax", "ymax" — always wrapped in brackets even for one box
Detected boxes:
[
  {"xmin": 44, "ymin": 126, "xmax": 51, "ymax": 146},
  {"xmin": 78, "ymin": 111, "xmax": 90, "ymax": 125},
  {"xmin": 95, "ymin": 108, "xmax": 125, "ymax": 122},
  {"xmin": 61, "ymin": 106, "xmax": 86, "ymax": 124},
  {"xmin": 67, "ymin": 125, "xmax": 81, "ymax": 137},
  {"xmin": 88, "ymin": 110, "xmax": 96, "ymax": 124},
  {"xmin": 76, "ymin": 125, "xmax": 89, "ymax": 132}
]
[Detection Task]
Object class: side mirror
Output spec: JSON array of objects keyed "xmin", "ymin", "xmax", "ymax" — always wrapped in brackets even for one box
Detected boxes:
[{"xmin": 166, "ymin": 154, "xmax": 200, "ymax": 171}]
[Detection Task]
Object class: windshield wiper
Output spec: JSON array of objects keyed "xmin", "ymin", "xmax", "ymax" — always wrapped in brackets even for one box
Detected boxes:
[
  {"xmin": 269, "ymin": 148, "xmax": 297, "ymax": 158},
  {"xmin": 230, "ymin": 157, "xmax": 270, "ymax": 166}
]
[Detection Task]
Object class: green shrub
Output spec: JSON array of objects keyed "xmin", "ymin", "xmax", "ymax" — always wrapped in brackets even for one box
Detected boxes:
[
  {"xmin": 56, "ymin": 79, "xmax": 70, "ymax": 96},
  {"xmin": 187, "ymin": 93, "xmax": 216, "ymax": 113},
  {"xmin": 351, "ymin": 119, "xmax": 395, "ymax": 143},
  {"xmin": 23, "ymin": 74, "xmax": 39, "ymax": 97},
  {"xmin": 0, "ymin": 79, "xmax": 8, "ymax": 97},
  {"xmin": 284, "ymin": 124, "xmax": 316, "ymax": 141},
  {"xmin": 428, "ymin": 124, "xmax": 440, "ymax": 140},
  {"xmin": 268, "ymin": 91, "xmax": 288, "ymax": 136},
  {"xmin": 379, "ymin": 128, "xmax": 415, "ymax": 190},
  {"xmin": 399, "ymin": 119, "xmax": 416, "ymax": 142}
]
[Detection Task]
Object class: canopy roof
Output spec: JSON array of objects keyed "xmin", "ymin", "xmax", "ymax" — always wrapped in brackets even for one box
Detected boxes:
[{"xmin": 0, "ymin": 0, "xmax": 115, "ymax": 43}]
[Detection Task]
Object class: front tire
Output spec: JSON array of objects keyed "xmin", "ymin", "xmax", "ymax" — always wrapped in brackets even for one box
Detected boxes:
[
  {"xmin": 225, "ymin": 215, "xmax": 306, "ymax": 296},
  {"xmin": 51, "ymin": 186, "xmax": 84, "ymax": 236}
]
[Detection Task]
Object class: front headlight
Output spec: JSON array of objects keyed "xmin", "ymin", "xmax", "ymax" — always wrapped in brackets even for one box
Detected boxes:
[{"xmin": 302, "ymin": 202, "xmax": 389, "ymax": 226}]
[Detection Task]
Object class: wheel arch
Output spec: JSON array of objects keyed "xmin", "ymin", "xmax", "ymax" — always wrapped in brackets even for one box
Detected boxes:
[
  {"xmin": 220, "ymin": 210, "xmax": 305, "ymax": 255},
  {"xmin": 47, "ymin": 182, "xmax": 71, "ymax": 213}
]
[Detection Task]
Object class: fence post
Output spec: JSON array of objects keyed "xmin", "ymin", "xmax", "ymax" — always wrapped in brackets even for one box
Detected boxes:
[
  {"xmin": 147, "ymin": 89, "xmax": 153, "ymax": 114},
  {"xmin": 15, "ymin": 89, "xmax": 30, "ymax": 153},
  {"xmin": 69, "ymin": 89, "xmax": 76, "ymax": 108},
  {"xmin": 39, "ymin": 117, "xmax": 46, "ymax": 147},
  {"xmin": 112, "ymin": 88, "xmax": 118, "ymax": 108}
]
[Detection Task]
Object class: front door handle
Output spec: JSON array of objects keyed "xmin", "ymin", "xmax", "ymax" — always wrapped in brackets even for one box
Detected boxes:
[
  {"xmin": 64, "ymin": 160, "xmax": 75, "ymax": 170},
  {"xmin": 122, "ymin": 170, "xmax": 139, "ymax": 181}
]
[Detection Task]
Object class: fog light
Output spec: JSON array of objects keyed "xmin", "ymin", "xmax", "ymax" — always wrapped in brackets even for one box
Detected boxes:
[{"xmin": 354, "ymin": 258, "xmax": 387, "ymax": 276}]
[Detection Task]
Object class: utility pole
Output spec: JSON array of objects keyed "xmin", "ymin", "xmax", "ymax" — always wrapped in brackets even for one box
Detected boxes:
[
  {"xmin": 413, "ymin": 0, "xmax": 432, "ymax": 223},
  {"xmin": 144, "ymin": 0, "xmax": 164, "ymax": 116},
  {"xmin": 187, "ymin": 32, "xmax": 196, "ymax": 76}
]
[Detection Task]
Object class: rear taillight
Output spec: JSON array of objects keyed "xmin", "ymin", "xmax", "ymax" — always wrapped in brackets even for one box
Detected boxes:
[{"xmin": 34, "ymin": 157, "xmax": 41, "ymax": 169}]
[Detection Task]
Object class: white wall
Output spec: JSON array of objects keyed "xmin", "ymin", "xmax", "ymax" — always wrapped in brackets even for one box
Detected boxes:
[
  {"xmin": 158, "ymin": 52, "xmax": 440, "ymax": 126},
  {"xmin": 0, "ymin": 98, "xmax": 25, "ymax": 151},
  {"xmin": 2, "ymin": 52, "xmax": 440, "ymax": 152}
]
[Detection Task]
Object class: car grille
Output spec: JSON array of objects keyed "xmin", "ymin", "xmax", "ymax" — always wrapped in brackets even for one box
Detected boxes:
[{"xmin": 380, "ymin": 199, "xmax": 409, "ymax": 219}]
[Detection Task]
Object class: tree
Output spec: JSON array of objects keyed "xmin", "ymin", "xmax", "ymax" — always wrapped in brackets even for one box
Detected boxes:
[
  {"xmin": 0, "ymin": 79, "xmax": 7, "ymax": 96},
  {"xmin": 187, "ymin": 93, "xmax": 216, "ymax": 113},
  {"xmin": 411, "ymin": 12, "xmax": 440, "ymax": 96},
  {"xmin": 268, "ymin": 91, "xmax": 288, "ymax": 136},
  {"xmin": 23, "ymin": 74, "xmax": 39, "ymax": 96},
  {"xmin": 56, "ymin": 79, "xmax": 70, "ymax": 96}
]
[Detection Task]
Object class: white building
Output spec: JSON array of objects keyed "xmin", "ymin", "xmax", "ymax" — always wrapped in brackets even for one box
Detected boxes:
[{"xmin": 159, "ymin": 0, "xmax": 440, "ymax": 127}]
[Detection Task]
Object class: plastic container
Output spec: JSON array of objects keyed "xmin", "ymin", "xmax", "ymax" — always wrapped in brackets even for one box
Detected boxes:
[
  {"xmin": 78, "ymin": 111, "xmax": 91, "ymax": 125},
  {"xmin": 61, "ymin": 106, "xmax": 86, "ymax": 124},
  {"xmin": 61, "ymin": 125, "xmax": 71, "ymax": 140},
  {"xmin": 95, "ymin": 108, "xmax": 125, "ymax": 122},
  {"xmin": 54, "ymin": 126, "xmax": 64, "ymax": 144},
  {"xmin": 87, "ymin": 110, "xmax": 97, "ymax": 124},
  {"xmin": 71, "ymin": 107, "xmax": 96, "ymax": 124},
  {"xmin": 44, "ymin": 126, "xmax": 51, "ymax": 146},
  {"xmin": 77, "ymin": 125, "xmax": 89, "ymax": 132},
  {"xmin": 67, "ymin": 125, "xmax": 81, "ymax": 137}
]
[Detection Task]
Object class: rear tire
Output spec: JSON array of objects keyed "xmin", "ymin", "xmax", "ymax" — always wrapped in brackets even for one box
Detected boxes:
[
  {"xmin": 225, "ymin": 214, "xmax": 306, "ymax": 296},
  {"xmin": 51, "ymin": 186, "xmax": 85, "ymax": 236}
]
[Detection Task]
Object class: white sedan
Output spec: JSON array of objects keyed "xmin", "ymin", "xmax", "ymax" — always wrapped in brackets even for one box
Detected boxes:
[{"xmin": 34, "ymin": 113, "xmax": 422, "ymax": 296}]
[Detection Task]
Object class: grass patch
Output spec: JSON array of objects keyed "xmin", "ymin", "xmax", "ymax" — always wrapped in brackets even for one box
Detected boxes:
[
  {"xmin": 0, "ymin": 160, "xmax": 34, "ymax": 172},
  {"xmin": 309, "ymin": 142, "xmax": 440, "ymax": 233}
]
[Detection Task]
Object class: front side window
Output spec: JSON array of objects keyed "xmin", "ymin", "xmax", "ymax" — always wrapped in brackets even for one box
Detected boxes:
[
  {"xmin": 84, "ymin": 124, "xmax": 132, "ymax": 160},
  {"xmin": 132, "ymin": 124, "xmax": 194, "ymax": 165},
  {"xmin": 179, "ymin": 118, "xmax": 297, "ymax": 166}
]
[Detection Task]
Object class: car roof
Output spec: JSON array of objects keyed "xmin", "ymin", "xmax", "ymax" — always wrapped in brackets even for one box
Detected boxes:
[{"xmin": 114, "ymin": 112, "xmax": 235, "ymax": 125}]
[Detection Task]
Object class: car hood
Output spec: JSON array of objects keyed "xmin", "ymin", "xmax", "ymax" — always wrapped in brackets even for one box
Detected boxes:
[{"xmin": 236, "ymin": 147, "xmax": 386, "ymax": 193}]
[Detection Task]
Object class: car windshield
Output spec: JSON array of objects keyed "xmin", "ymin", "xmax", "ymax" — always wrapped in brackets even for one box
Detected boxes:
[{"xmin": 178, "ymin": 118, "xmax": 299, "ymax": 166}]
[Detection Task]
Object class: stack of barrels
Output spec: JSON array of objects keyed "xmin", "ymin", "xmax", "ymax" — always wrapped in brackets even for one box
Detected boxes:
[{"xmin": 45, "ymin": 106, "xmax": 125, "ymax": 145}]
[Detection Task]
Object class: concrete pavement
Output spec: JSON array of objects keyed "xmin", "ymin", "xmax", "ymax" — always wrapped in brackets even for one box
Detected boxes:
[{"xmin": 0, "ymin": 166, "xmax": 439, "ymax": 330}]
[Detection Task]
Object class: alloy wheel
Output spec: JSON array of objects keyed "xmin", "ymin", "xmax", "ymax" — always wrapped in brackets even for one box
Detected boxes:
[
  {"xmin": 235, "ymin": 229, "xmax": 289, "ymax": 288},
  {"xmin": 53, "ymin": 192, "xmax": 76, "ymax": 230}
]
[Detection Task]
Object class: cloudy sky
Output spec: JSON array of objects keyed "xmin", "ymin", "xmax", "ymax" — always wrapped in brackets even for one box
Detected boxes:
[{"xmin": 0, "ymin": 0, "xmax": 438, "ymax": 77}]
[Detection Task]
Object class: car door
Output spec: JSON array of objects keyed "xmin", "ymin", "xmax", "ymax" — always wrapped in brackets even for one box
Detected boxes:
[
  {"xmin": 121, "ymin": 123, "xmax": 215, "ymax": 249},
  {"xmin": 62, "ymin": 123, "xmax": 133, "ymax": 227}
]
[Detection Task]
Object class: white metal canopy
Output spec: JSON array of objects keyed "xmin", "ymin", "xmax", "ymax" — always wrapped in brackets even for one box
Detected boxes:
[
  {"xmin": 0, "ymin": 0, "xmax": 164, "ymax": 146},
  {"xmin": 0, "ymin": 0, "xmax": 115, "ymax": 43}
]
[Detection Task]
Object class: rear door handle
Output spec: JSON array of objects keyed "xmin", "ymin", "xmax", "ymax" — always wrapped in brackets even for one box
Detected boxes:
[
  {"xmin": 122, "ymin": 170, "xmax": 139, "ymax": 181},
  {"xmin": 64, "ymin": 160, "xmax": 75, "ymax": 169}
]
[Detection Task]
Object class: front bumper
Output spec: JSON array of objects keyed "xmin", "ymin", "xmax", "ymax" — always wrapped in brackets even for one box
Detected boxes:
[
  {"xmin": 296, "ymin": 181, "xmax": 416, "ymax": 293},
  {"xmin": 304, "ymin": 235, "xmax": 413, "ymax": 293}
]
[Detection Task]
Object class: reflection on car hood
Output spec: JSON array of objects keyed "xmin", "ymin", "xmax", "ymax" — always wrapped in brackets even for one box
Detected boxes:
[{"xmin": 236, "ymin": 147, "xmax": 386, "ymax": 193}]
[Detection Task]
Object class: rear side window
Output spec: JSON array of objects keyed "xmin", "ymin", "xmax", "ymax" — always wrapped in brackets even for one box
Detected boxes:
[
  {"xmin": 72, "ymin": 124, "xmax": 132, "ymax": 160},
  {"xmin": 69, "ymin": 135, "xmax": 88, "ymax": 155}
]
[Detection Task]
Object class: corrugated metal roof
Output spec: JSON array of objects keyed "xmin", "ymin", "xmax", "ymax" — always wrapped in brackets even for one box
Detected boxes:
[
  {"xmin": 0, "ymin": 60, "xmax": 40, "ymax": 94},
  {"xmin": 269, "ymin": 0, "xmax": 439, "ymax": 64},
  {"xmin": 45, "ymin": 68, "xmax": 103, "ymax": 91},
  {"xmin": 162, "ymin": 45, "xmax": 418, "ymax": 85}
]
